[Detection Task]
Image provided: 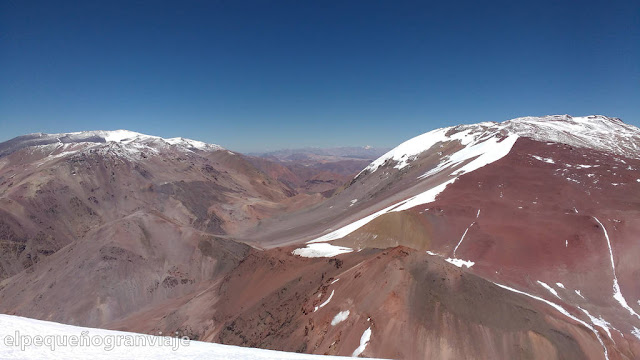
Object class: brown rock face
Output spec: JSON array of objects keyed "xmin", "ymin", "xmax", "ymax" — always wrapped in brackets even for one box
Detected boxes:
[
  {"xmin": 0, "ymin": 133, "xmax": 321, "ymax": 281},
  {"xmin": 1, "ymin": 117, "xmax": 640, "ymax": 360}
]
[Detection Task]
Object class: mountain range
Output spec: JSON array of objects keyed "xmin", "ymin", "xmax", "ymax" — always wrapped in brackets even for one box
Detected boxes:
[{"xmin": 1, "ymin": 115, "xmax": 639, "ymax": 359}]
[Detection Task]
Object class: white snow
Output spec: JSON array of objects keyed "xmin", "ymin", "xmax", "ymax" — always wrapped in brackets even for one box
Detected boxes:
[
  {"xmin": 0, "ymin": 314, "xmax": 362, "ymax": 360},
  {"xmin": 418, "ymin": 133, "xmax": 519, "ymax": 180},
  {"xmin": 97, "ymin": 130, "xmax": 149, "ymax": 143},
  {"xmin": 578, "ymin": 307, "xmax": 613, "ymax": 339},
  {"xmin": 453, "ymin": 222, "xmax": 474, "ymax": 256},
  {"xmin": 575, "ymin": 290, "xmax": 586, "ymax": 299},
  {"xmin": 445, "ymin": 258, "xmax": 475, "ymax": 268},
  {"xmin": 493, "ymin": 282, "xmax": 609, "ymax": 360},
  {"xmin": 302, "ymin": 116, "xmax": 640, "ymax": 267},
  {"xmin": 504, "ymin": 115, "xmax": 640, "ymax": 160},
  {"xmin": 94, "ymin": 131, "xmax": 222, "ymax": 152},
  {"xmin": 531, "ymin": 155, "xmax": 555, "ymax": 164},
  {"xmin": 361, "ymin": 121, "xmax": 521, "ymax": 177},
  {"xmin": 35, "ymin": 146, "xmax": 81, "ymax": 166},
  {"xmin": 556, "ymin": 283, "xmax": 565, "ymax": 289},
  {"xmin": 307, "ymin": 203, "xmax": 400, "ymax": 244},
  {"xmin": 331, "ymin": 311, "xmax": 350, "ymax": 326},
  {"xmin": 308, "ymin": 121, "xmax": 524, "ymax": 249},
  {"xmin": 632, "ymin": 327, "xmax": 640, "ymax": 341},
  {"xmin": 306, "ymin": 179, "xmax": 454, "ymax": 245},
  {"xmin": 314, "ymin": 290, "xmax": 334, "ymax": 312},
  {"xmin": 31, "ymin": 130, "xmax": 224, "ymax": 162},
  {"xmin": 391, "ymin": 179, "xmax": 456, "ymax": 212},
  {"xmin": 537, "ymin": 281, "xmax": 561, "ymax": 299},
  {"xmin": 351, "ymin": 327, "xmax": 372, "ymax": 357},
  {"xmin": 593, "ymin": 217, "xmax": 640, "ymax": 320},
  {"xmin": 292, "ymin": 243, "xmax": 353, "ymax": 258},
  {"xmin": 362, "ymin": 127, "xmax": 453, "ymax": 173},
  {"xmin": 165, "ymin": 137, "xmax": 218, "ymax": 151},
  {"xmin": 363, "ymin": 114, "xmax": 640, "ymax": 178}
]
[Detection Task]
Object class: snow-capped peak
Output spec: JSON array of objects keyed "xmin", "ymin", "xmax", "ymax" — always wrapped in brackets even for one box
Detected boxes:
[
  {"xmin": 164, "ymin": 137, "xmax": 219, "ymax": 151},
  {"xmin": 54, "ymin": 130, "xmax": 222, "ymax": 150},
  {"xmin": 0, "ymin": 130, "xmax": 224, "ymax": 158},
  {"xmin": 503, "ymin": 115, "xmax": 640, "ymax": 158},
  {"xmin": 297, "ymin": 114, "xmax": 639, "ymax": 257},
  {"xmin": 361, "ymin": 115, "xmax": 639, "ymax": 176},
  {"xmin": 94, "ymin": 130, "xmax": 162, "ymax": 144}
]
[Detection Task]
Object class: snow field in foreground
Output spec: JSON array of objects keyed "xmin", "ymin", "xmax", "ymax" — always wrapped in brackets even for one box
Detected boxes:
[{"xmin": 0, "ymin": 314, "xmax": 381, "ymax": 360}]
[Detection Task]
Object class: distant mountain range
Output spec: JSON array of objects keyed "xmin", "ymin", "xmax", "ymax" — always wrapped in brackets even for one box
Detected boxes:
[{"xmin": 249, "ymin": 146, "xmax": 391, "ymax": 162}]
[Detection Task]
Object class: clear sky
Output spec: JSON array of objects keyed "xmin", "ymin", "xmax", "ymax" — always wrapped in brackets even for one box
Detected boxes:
[{"xmin": 1, "ymin": 0, "xmax": 639, "ymax": 153}]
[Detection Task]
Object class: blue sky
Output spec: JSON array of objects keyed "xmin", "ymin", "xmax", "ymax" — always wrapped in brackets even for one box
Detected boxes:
[{"xmin": 1, "ymin": 0, "xmax": 638, "ymax": 152}]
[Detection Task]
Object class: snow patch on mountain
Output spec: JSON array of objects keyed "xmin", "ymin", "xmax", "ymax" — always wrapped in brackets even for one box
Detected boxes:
[
  {"xmin": 294, "ymin": 115, "xmax": 639, "ymax": 259},
  {"xmin": 1, "ymin": 130, "xmax": 223, "ymax": 160},
  {"xmin": 361, "ymin": 115, "xmax": 639, "ymax": 177},
  {"xmin": 419, "ymin": 133, "xmax": 519, "ymax": 180},
  {"xmin": 331, "ymin": 311, "xmax": 350, "ymax": 326},
  {"xmin": 297, "ymin": 125, "xmax": 519, "ymax": 253},
  {"xmin": 453, "ymin": 221, "xmax": 474, "ymax": 257},
  {"xmin": 98, "ymin": 130, "xmax": 154, "ymax": 143},
  {"xmin": 296, "ymin": 179, "xmax": 454, "ymax": 252},
  {"xmin": 593, "ymin": 217, "xmax": 640, "ymax": 320},
  {"xmin": 579, "ymin": 307, "xmax": 614, "ymax": 339},
  {"xmin": 292, "ymin": 243, "xmax": 353, "ymax": 258},
  {"xmin": 314, "ymin": 290, "xmax": 335, "ymax": 312},
  {"xmin": 537, "ymin": 281, "xmax": 561, "ymax": 299},
  {"xmin": 320, "ymin": 290, "xmax": 335, "ymax": 309},
  {"xmin": 351, "ymin": 327, "xmax": 372, "ymax": 357},
  {"xmin": 164, "ymin": 137, "xmax": 220, "ymax": 151},
  {"xmin": 505, "ymin": 115, "xmax": 640, "ymax": 159},
  {"xmin": 445, "ymin": 258, "xmax": 475, "ymax": 268},
  {"xmin": 531, "ymin": 155, "xmax": 555, "ymax": 164},
  {"xmin": 362, "ymin": 124, "xmax": 518, "ymax": 176}
]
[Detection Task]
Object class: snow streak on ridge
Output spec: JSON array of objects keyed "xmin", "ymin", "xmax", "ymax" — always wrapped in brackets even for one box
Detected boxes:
[
  {"xmin": 592, "ymin": 217, "xmax": 640, "ymax": 320},
  {"xmin": 493, "ymin": 282, "xmax": 609, "ymax": 360},
  {"xmin": 294, "ymin": 126, "xmax": 518, "ymax": 257},
  {"xmin": 453, "ymin": 221, "xmax": 474, "ymax": 257}
]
